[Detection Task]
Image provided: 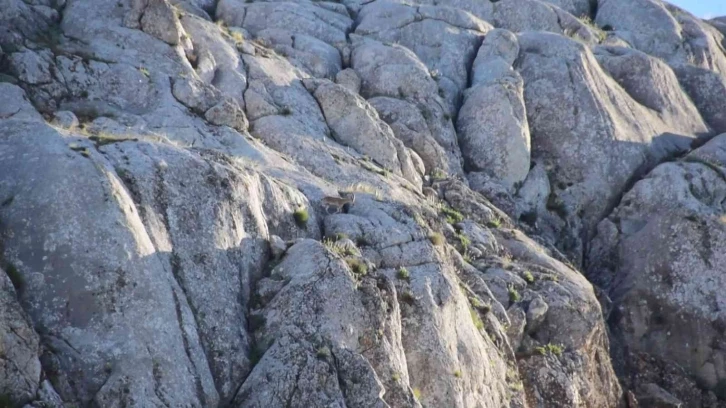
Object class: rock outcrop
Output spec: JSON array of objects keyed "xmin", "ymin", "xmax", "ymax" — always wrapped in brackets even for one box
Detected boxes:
[{"xmin": 2, "ymin": 0, "xmax": 726, "ymax": 406}]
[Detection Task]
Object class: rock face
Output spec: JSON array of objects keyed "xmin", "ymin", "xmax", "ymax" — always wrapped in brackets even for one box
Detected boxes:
[
  {"xmin": 1, "ymin": 0, "xmax": 726, "ymax": 406},
  {"xmin": 0, "ymin": 270, "xmax": 41, "ymax": 406},
  {"xmin": 588, "ymin": 134, "xmax": 726, "ymax": 407}
]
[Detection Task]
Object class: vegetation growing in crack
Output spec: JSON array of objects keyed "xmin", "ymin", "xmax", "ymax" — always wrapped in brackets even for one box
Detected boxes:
[
  {"xmin": 346, "ymin": 258, "xmax": 368, "ymax": 276},
  {"xmin": 294, "ymin": 208, "xmax": 309, "ymax": 226},
  {"xmin": 508, "ymin": 285, "xmax": 521, "ymax": 303},
  {"xmin": 523, "ymin": 271, "xmax": 535, "ymax": 284},
  {"xmin": 576, "ymin": 16, "xmax": 607, "ymax": 42},
  {"xmin": 441, "ymin": 206, "xmax": 464, "ymax": 224},
  {"xmin": 536, "ymin": 343, "xmax": 564, "ymax": 357},
  {"xmin": 429, "ymin": 232, "xmax": 445, "ymax": 246},
  {"xmin": 470, "ymin": 307, "xmax": 484, "ymax": 331}
]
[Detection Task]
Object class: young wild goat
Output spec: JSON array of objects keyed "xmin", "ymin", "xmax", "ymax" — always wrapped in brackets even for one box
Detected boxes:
[{"xmin": 322, "ymin": 192, "xmax": 355, "ymax": 214}]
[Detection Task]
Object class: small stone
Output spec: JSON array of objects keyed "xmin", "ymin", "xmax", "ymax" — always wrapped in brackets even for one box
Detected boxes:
[
  {"xmin": 335, "ymin": 68, "xmax": 361, "ymax": 94},
  {"xmin": 269, "ymin": 235, "xmax": 287, "ymax": 260},
  {"xmin": 205, "ymin": 98, "xmax": 248, "ymax": 131},
  {"xmin": 525, "ymin": 296, "xmax": 548, "ymax": 333},
  {"xmin": 51, "ymin": 111, "xmax": 79, "ymax": 129}
]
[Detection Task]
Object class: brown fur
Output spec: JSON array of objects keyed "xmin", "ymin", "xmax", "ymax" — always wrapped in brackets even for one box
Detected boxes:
[{"xmin": 322, "ymin": 192, "xmax": 355, "ymax": 213}]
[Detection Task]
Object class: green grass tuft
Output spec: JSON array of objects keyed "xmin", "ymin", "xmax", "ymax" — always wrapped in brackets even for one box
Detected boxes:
[
  {"xmin": 535, "ymin": 343, "xmax": 564, "ymax": 357},
  {"xmin": 346, "ymin": 258, "xmax": 368, "ymax": 276},
  {"xmin": 441, "ymin": 206, "xmax": 464, "ymax": 224},
  {"xmin": 487, "ymin": 217, "xmax": 502, "ymax": 228},
  {"xmin": 430, "ymin": 168, "xmax": 447, "ymax": 180},
  {"xmin": 470, "ymin": 307, "xmax": 484, "ymax": 331},
  {"xmin": 508, "ymin": 286, "xmax": 521, "ymax": 303},
  {"xmin": 400, "ymin": 290, "xmax": 416, "ymax": 305},
  {"xmin": 523, "ymin": 271, "xmax": 535, "ymax": 284},
  {"xmin": 293, "ymin": 208, "xmax": 309, "ymax": 226},
  {"xmin": 396, "ymin": 267, "xmax": 410, "ymax": 281}
]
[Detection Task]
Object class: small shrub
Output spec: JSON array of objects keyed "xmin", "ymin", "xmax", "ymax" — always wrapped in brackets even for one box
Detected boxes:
[
  {"xmin": 413, "ymin": 388, "xmax": 422, "ymax": 400},
  {"xmin": 543, "ymin": 274, "xmax": 559, "ymax": 282},
  {"xmin": 323, "ymin": 238, "xmax": 342, "ymax": 255},
  {"xmin": 462, "ymin": 250, "xmax": 472, "ymax": 263},
  {"xmin": 316, "ymin": 346, "xmax": 331, "ymax": 359},
  {"xmin": 457, "ymin": 233, "xmax": 471, "ymax": 249},
  {"xmin": 577, "ymin": 16, "xmax": 606, "ymax": 42},
  {"xmin": 536, "ymin": 343, "xmax": 564, "ymax": 357},
  {"xmin": 429, "ymin": 233, "xmax": 445, "ymax": 246},
  {"xmin": 400, "ymin": 290, "xmax": 416, "ymax": 305},
  {"xmin": 139, "ymin": 67, "xmax": 150, "ymax": 77},
  {"xmin": 508, "ymin": 286, "xmax": 521, "ymax": 303},
  {"xmin": 4, "ymin": 263, "xmax": 24, "ymax": 291},
  {"xmin": 441, "ymin": 206, "xmax": 464, "ymax": 224},
  {"xmin": 469, "ymin": 296, "xmax": 484, "ymax": 308},
  {"xmin": 469, "ymin": 297, "xmax": 491, "ymax": 314},
  {"xmin": 523, "ymin": 271, "xmax": 535, "ymax": 284},
  {"xmin": 487, "ymin": 217, "xmax": 501, "ymax": 228},
  {"xmin": 293, "ymin": 208, "xmax": 309, "ymax": 226},
  {"xmin": 396, "ymin": 267, "xmax": 410, "ymax": 281},
  {"xmin": 346, "ymin": 258, "xmax": 368, "ymax": 276},
  {"xmin": 230, "ymin": 31, "xmax": 244, "ymax": 44},
  {"xmin": 430, "ymin": 168, "xmax": 447, "ymax": 180},
  {"xmin": 510, "ymin": 381, "xmax": 524, "ymax": 391},
  {"xmin": 453, "ymin": 370, "xmax": 462, "ymax": 378},
  {"xmin": 392, "ymin": 372, "xmax": 401, "ymax": 382},
  {"xmin": 334, "ymin": 233, "xmax": 348, "ymax": 241}
]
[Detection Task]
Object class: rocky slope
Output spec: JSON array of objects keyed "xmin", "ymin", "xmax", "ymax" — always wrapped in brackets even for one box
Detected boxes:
[{"xmin": 0, "ymin": 0, "xmax": 725, "ymax": 406}]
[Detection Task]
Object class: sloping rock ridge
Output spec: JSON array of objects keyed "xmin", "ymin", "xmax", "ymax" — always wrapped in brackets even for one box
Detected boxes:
[{"xmin": 0, "ymin": 0, "xmax": 725, "ymax": 406}]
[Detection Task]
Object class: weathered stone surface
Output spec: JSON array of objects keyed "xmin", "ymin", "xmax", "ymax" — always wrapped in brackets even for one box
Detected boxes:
[
  {"xmin": 516, "ymin": 32, "xmax": 709, "ymax": 259},
  {"xmin": 310, "ymin": 79, "xmax": 422, "ymax": 185},
  {"xmin": 351, "ymin": 37, "xmax": 464, "ymax": 176},
  {"xmin": 588, "ymin": 134, "xmax": 726, "ymax": 405},
  {"xmin": 458, "ymin": 29, "xmax": 530, "ymax": 188},
  {"xmin": 4, "ymin": 0, "xmax": 726, "ymax": 406},
  {"xmin": 217, "ymin": 0, "xmax": 352, "ymax": 51},
  {"xmin": 0, "ymin": 120, "xmax": 219, "ymax": 406},
  {"xmin": 596, "ymin": 0, "xmax": 726, "ymax": 74},
  {"xmin": 0, "ymin": 269, "xmax": 41, "ymax": 406}
]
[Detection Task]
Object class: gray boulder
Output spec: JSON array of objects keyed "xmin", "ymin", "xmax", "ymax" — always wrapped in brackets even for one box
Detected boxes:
[
  {"xmin": 588, "ymin": 134, "xmax": 726, "ymax": 404},
  {"xmin": 309, "ymin": 79, "xmax": 423, "ymax": 185},
  {"xmin": 351, "ymin": 37, "xmax": 463, "ymax": 176},
  {"xmin": 516, "ymin": 32, "xmax": 709, "ymax": 258},
  {"xmin": 457, "ymin": 29, "xmax": 530, "ymax": 189}
]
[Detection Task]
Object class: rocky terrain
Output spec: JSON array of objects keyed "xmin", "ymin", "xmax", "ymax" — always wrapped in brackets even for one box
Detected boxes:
[{"xmin": 1, "ymin": 0, "xmax": 725, "ymax": 406}]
